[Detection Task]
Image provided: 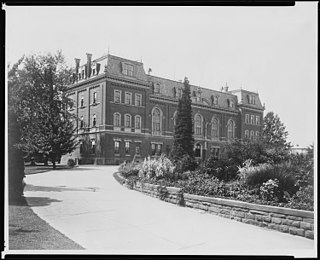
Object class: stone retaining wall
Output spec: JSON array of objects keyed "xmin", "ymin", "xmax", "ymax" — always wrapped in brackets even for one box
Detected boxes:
[{"xmin": 115, "ymin": 173, "xmax": 314, "ymax": 240}]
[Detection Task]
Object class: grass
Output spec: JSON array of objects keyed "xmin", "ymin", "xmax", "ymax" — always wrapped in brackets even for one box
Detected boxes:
[
  {"xmin": 24, "ymin": 163, "xmax": 74, "ymax": 175},
  {"xmin": 9, "ymin": 164, "xmax": 84, "ymax": 250},
  {"xmin": 9, "ymin": 198, "xmax": 84, "ymax": 250}
]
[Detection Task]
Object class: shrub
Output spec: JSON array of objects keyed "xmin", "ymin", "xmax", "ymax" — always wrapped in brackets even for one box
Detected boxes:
[
  {"xmin": 174, "ymin": 154, "xmax": 198, "ymax": 174},
  {"xmin": 259, "ymin": 179, "xmax": 280, "ymax": 202},
  {"xmin": 118, "ymin": 162, "xmax": 140, "ymax": 178},
  {"xmin": 287, "ymin": 185, "xmax": 314, "ymax": 211},
  {"xmin": 67, "ymin": 158, "xmax": 75, "ymax": 167},
  {"xmin": 200, "ymin": 156, "xmax": 238, "ymax": 181},
  {"xmin": 138, "ymin": 155, "xmax": 175, "ymax": 180}
]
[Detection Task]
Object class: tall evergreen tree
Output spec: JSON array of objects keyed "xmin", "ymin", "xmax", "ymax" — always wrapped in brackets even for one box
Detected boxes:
[
  {"xmin": 170, "ymin": 77, "xmax": 195, "ymax": 161},
  {"xmin": 8, "ymin": 51, "xmax": 78, "ymax": 169},
  {"xmin": 262, "ymin": 111, "xmax": 291, "ymax": 163}
]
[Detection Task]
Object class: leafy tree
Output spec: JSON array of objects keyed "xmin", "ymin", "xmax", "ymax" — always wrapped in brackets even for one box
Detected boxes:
[
  {"xmin": 262, "ymin": 111, "xmax": 291, "ymax": 163},
  {"xmin": 8, "ymin": 51, "xmax": 78, "ymax": 169},
  {"xmin": 170, "ymin": 77, "xmax": 195, "ymax": 165}
]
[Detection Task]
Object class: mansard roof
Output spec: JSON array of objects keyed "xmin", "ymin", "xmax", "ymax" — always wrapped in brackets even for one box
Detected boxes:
[
  {"xmin": 230, "ymin": 89, "xmax": 264, "ymax": 110},
  {"xmin": 148, "ymin": 75, "xmax": 238, "ymax": 111}
]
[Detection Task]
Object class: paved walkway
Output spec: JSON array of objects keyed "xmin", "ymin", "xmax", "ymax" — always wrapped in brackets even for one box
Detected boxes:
[{"xmin": 23, "ymin": 166, "xmax": 316, "ymax": 256}]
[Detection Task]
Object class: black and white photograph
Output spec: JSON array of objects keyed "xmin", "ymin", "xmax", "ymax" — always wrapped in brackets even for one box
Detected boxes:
[{"xmin": 4, "ymin": 2, "xmax": 317, "ymax": 258}]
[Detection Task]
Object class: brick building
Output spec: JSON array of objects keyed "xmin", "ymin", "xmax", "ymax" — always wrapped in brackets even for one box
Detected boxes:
[{"xmin": 66, "ymin": 53, "xmax": 264, "ymax": 165}]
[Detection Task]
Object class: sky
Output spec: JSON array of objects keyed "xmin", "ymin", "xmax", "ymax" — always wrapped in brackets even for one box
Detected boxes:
[{"xmin": 5, "ymin": 3, "xmax": 317, "ymax": 147}]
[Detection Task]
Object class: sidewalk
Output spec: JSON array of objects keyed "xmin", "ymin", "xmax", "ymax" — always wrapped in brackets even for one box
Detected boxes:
[{"xmin": 21, "ymin": 165, "xmax": 315, "ymax": 256}]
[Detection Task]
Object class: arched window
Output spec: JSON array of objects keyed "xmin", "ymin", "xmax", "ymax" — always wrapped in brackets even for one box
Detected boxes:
[
  {"xmin": 211, "ymin": 117, "xmax": 219, "ymax": 139},
  {"xmin": 113, "ymin": 113, "xmax": 121, "ymax": 127},
  {"xmin": 227, "ymin": 119, "xmax": 235, "ymax": 140},
  {"xmin": 125, "ymin": 114, "xmax": 132, "ymax": 128},
  {"xmin": 173, "ymin": 111, "xmax": 178, "ymax": 126},
  {"xmin": 195, "ymin": 114, "xmax": 203, "ymax": 136},
  {"xmin": 80, "ymin": 116, "xmax": 84, "ymax": 128},
  {"xmin": 195, "ymin": 143, "xmax": 201, "ymax": 158},
  {"xmin": 135, "ymin": 115, "xmax": 141, "ymax": 129},
  {"xmin": 92, "ymin": 114, "xmax": 96, "ymax": 127},
  {"xmin": 152, "ymin": 107, "xmax": 162, "ymax": 135},
  {"xmin": 250, "ymin": 130, "xmax": 255, "ymax": 140}
]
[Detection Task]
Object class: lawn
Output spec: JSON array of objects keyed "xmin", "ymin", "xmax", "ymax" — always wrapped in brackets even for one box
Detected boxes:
[{"xmin": 9, "ymin": 164, "xmax": 84, "ymax": 250}]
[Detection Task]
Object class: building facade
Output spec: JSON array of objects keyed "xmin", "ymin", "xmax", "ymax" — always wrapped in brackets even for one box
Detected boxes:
[{"xmin": 66, "ymin": 53, "xmax": 264, "ymax": 165}]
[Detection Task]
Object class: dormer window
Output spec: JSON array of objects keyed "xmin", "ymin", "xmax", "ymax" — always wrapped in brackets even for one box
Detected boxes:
[
  {"xmin": 123, "ymin": 63, "xmax": 134, "ymax": 76},
  {"xmin": 211, "ymin": 95, "xmax": 218, "ymax": 105},
  {"xmin": 227, "ymin": 99, "xmax": 234, "ymax": 108},
  {"xmin": 154, "ymin": 83, "xmax": 161, "ymax": 94},
  {"xmin": 248, "ymin": 95, "xmax": 256, "ymax": 104},
  {"xmin": 92, "ymin": 68, "xmax": 95, "ymax": 75}
]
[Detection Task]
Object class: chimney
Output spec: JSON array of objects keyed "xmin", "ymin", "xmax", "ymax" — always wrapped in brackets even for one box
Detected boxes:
[
  {"xmin": 75, "ymin": 58, "xmax": 80, "ymax": 81},
  {"xmin": 223, "ymin": 83, "xmax": 229, "ymax": 92},
  {"xmin": 86, "ymin": 53, "xmax": 92, "ymax": 78}
]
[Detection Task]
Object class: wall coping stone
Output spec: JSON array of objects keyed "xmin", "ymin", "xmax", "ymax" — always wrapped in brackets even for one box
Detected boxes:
[{"xmin": 183, "ymin": 193, "xmax": 313, "ymax": 218}]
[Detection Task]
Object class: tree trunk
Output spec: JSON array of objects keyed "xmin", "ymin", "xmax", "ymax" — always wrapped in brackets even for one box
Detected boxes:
[{"xmin": 52, "ymin": 161, "xmax": 56, "ymax": 169}]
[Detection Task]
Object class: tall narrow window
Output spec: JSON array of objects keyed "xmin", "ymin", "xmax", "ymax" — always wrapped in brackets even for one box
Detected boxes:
[
  {"xmin": 250, "ymin": 130, "xmax": 255, "ymax": 140},
  {"xmin": 91, "ymin": 139, "xmax": 96, "ymax": 154},
  {"xmin": 125, "ymin": 141, "xmax": 130, "ymax": 155},
  {"xmin": 79, "ymin": 141, "xmax": 83, "ymax": 154},
  {"xmin": 156, "ymin": 144, "xmax": 162, "ymax": 156},
  {"xmin": 123, "ymin": 63, "xmax": 134, "ymax": 76},
  {"xmin": 211, "ymin": 117, "xmax": 219, "ymax": 139},
  {"xmin": 80, "ymin": 96, "xmax": 84, "ymax": 107},
  {"xmin": 195, "ymin": 143, "xmax": 201, "ymax": 158},
  {"xmin": 80, "ymin": 116, "xmax": 84, "ymax": 128},
  {"xmin": 256, "ymin": 131, "xmax": 260, "ymax": 139},
  {"xmin": 173, "ymin": 111, "xmax": 178, "ymax": 126},
  {"xmin": 114, "ymin": 141, "xmax": 120, "ymax": 154},
  {"xmin": 125, "ymin": 114, "xmax": 131, "ymax": 128},
  {"xmin": 113, "ymin": 113, "xmax": 121, "ymax": 127},
  {"xmin": 151, "ymin": 143, "xmax": 156, "ymax": 155},
  {"xmin": 227, "ymin": 119, "xmax": 235, "ymax": 140},
  {"xmin": 256, "ymin": 115, "xmax": 260, "ymax": 125},
  {"xmin": 152, "ymin": 107, "xmax": 162, "ymax": 135},
  {"xmin": 125, "ymin": 92, "xmax": 132, "ymax": 105},
  {"xmin": 250, "ymin": 115, "xmax": 255, "ymax": 125},
  {"xmin": 154, "ymin": 83, "xmax": 161, "ymax": 94},
  {"xmin": 245, "ymin": 114, "xmax": 250, "ymax": 124},
  {"xmin": 245, "ymin": 130, "xmax": 249, "ymax": 139},
  {"xmin": 195, "ymin": 114, "xmax": 203, "ymax": 136},
  {"xmin": 93, "ymin": 92, "xmax": 97, "ymax": 104},
  {"xmin": 92, "ymin": 114, "xmax": 96, "ymax": 127},
  {"xmin": 135, "ymin": 115, "xmax": 141, "ymax": 129},
  {"xmin": 135, "ymin": 94, "xmax": 142, "ymax": 106},
  {"xmin": 114, "ymin": 90, "xmax": 121, "ymax": 103},
  {"xmin": 135, "ymin": 142, "xmax": 141, "ymax": 155}
]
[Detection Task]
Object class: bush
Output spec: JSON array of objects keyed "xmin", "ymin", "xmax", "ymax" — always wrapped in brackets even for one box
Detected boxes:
[
  {"xmin": 118, "ymin": 162, "xmax": 140, "ymax": 178},
  {"xmin": 287, "ymin": 185, "xmax": 314, "ymax": 211},
  {"xmin": 200, "ymin": 156, "xmax": 238, "ymax": 181},
  {"xmin": 138, "ymin": 155, "xmax": 175, "ymax": 180},
  {"xmin": 174, "ymin": 154, "xmax": 198, "ymax": 174},
  {"xmin": 259, "ymin": 179, "xmax": 280, "ymax": 202},
  {"xmin": 67, "ymin": 158, "xmax": 75, "ymax": 167}
]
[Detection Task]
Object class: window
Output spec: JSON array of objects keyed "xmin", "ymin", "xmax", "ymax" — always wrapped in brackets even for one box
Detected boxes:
[
  {"xmin": 91, "ymin": 139, "xmax": 96, "ymax": 154},
  {"xmin": 92, "ymin": 114, "xmax": 97, "ymax": 127},
  {"xmin": 151, "ymin": 143, "xmax": 156, "ymax": 156},
  {"xmin": 78, "ymin": 73, "xmax": 81, "ymax": 80},
  {"xmin": 125, "ymin": 141, "xmax": 130, "ymax": 155},
  {"xmin": 125, "ymin": 92, "xmax": 132, "ymax": 105},
  {"xmin": 80, "ymin": 116, "xmax": 84, "ymax": 128},
  {"xmin": 113, "ymin": 113, "xmax": 121, "ymax": 127},
  {"xmin": 173, "ymin": 111, "xmax": 178, "ymax": 126},
  {"xmin": 245, "ymin": 114, "xmax": 250, "ymax": 124},
  {"xmin": 156, "ymin": 144, "xmax": 162, "ymax": 156},
  {"xmin": 114, "ymin": 90, "xmax": 121, "ymax": 103},
  {"xmin": 211, "ymin": 95, "xmax": 218, "ymax": 105},
  {"xmin": 211, "ymin": 147, "xmax": 220, "ymax": 160},
  {"xmin": 195, "ymin": 143, "xmax": 201, "ymax": 158},
  {"xmin": 256, "ymin": 131, "xmax": 260, "ymax": 139},
  {"xmin": 154, "ymin": 83, "xmax": 161, "ymax": 94},
  {"xmin": 228, "ymin": 99, "xmax": 234, "ymax": 108},
  {"xmin": 114, "ymin": 141, "xmax": 120, "ymax": 154},
  {"xmin": 125, "ymin": 114, "xmax": 132, "ymax": 128},
  {"xmin": 256, "ymin": 116, "xmax": 260, "ymax": 125},
  {"xmin": 80, "ymin": 96, "xmax": 84, "ymax": 107},
  {"xmin": 135, "ymin": 143, "xmax": 141, "ymax": 155},
  {"xmin": 195, "ymin": 114, "xmax": 203, "ymax": 136},
  {"xmin": 92, "ymin": 68, "xmax": 95, "ymax": 75},
  {"xmin": 123, "ymin": 63, "xmax": 134, "ymax": 76},
  {"xmin": 178, "ymin": 88, "xmax": 182, "ymax": 98},
  {"xmin": 152, "ymin": 107, "xmax": 162, "ymax": 135},
  {"xmin": 248, "ymin": 95, "xmax": 256, "ymax": 104},
  {"xmin": 93, "ymin": 92, "xmax": 97, "ymax": 104},
  {"xmin": 250, "ymin": 115, "xmax": 255, "ymax": 125},
  {"xmin": 135, "ymin": 115, "xmax": 141, "ymax": 129},
  {"xmin": 135, "ymin": 94, "xmax": 142, "ymax": 106},
  {"xmin": 227, "ymin": 119, "xmax": 235, "ymax": 140},
  {"xmin": 211, "ymin": 117, "xmax": 219, "ymax": 139},
  {"xmin": 250, "ymin": 130, "xmax": 255, "ymax": 140},
  {"xmin": 81, "ymin": 70, "xmax": 84, "ymax": 79},
  {"xmin": 79, "ymin": 141, "xmax": 83, "ymax": 154},
  {"xmin": 245, "ymin": 130, "xmax": 249, "ymax": 139}
]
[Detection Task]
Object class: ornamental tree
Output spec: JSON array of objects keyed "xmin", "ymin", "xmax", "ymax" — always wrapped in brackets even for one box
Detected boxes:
[
  {"xmin": 8, "ymin": 51, "xmax": 78, "ymax": 169},
  {"xmin": 170, "ymin": 77, "xmax": 196, "ymax": 170},
  {"xmin": 262, "ymin": 111, "xmax": 291, "ymax": 163}
]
